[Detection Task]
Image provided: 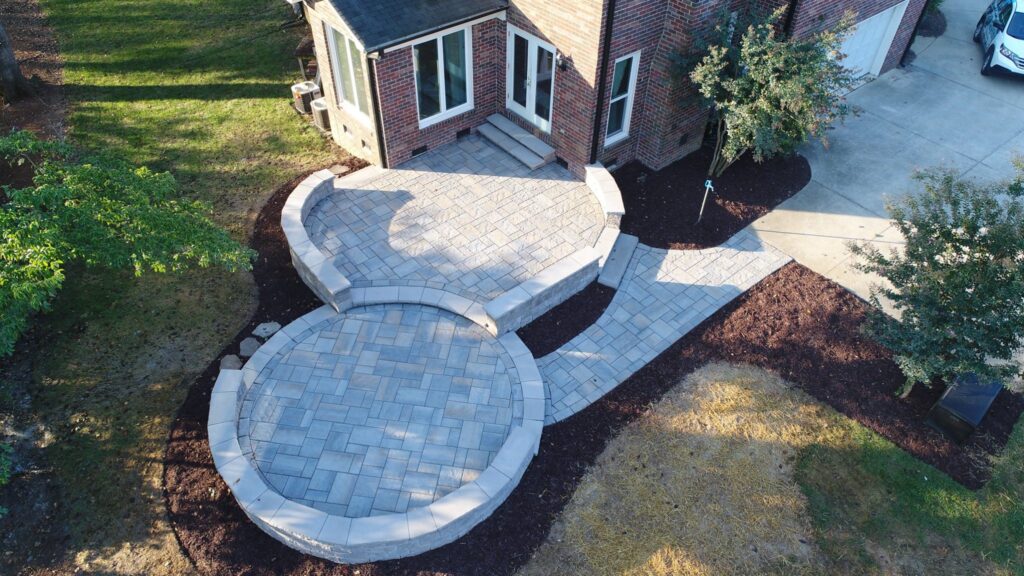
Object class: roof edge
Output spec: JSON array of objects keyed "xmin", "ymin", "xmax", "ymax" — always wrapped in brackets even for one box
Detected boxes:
[{"xmin": 365, "ymin": 6, "xmax": 507, "ymax": 53}]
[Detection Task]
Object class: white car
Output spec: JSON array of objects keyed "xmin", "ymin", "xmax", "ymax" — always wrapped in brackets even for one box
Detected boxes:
[{"xmin": 975, "ymin": 0, "xmax": 1024, "ymax": 76}]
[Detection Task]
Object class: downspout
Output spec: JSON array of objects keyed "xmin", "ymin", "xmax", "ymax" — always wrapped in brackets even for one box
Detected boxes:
[
  {"xmin": 366, "ymin": 53, "xmax": 389, "ymax": 169},
  {"xmin": 783, "ymin": 0, "xmax": 799, "ymax": 37},
  {"xmin": 589, "ymin": 0, "xmax": 618, "ymax": 165}
]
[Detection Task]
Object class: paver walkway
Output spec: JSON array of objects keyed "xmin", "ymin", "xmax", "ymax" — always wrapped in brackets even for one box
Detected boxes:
[
  {"xmin": 237, "ymin": 304, "xmax": 523, "ymax": 518},
  {"xmin": 306, "ymin": 134, "xmax": 605, "ymax": 303},
  {"xmin": 539, "ymin": 229, "xmax": 791, "ymax": 423}
]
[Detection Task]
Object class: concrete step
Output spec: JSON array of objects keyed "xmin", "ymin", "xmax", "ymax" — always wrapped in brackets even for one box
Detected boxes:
[
  {"xmin": 478, "ymin": 123, "xmax": 546, "ymax": 170},
  {"xmin": 486, "ymin": 114, "xmax": 556, "ymax": 162},
  {"xmin": 597, "ymin": 232, "xmax": 639, "ymax": 289}
]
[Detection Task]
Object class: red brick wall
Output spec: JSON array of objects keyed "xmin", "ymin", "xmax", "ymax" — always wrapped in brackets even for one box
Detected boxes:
[
  {"xmin": 375, "ymin": 18, "xmax": 504, "ymax": 167},
  {"xmin": 594, "ymin": 0, "xmax": 669, "ymax": 167},
  {"xmin": 506, "ymin": 0, "xmax": 606, "ymax": 175}
]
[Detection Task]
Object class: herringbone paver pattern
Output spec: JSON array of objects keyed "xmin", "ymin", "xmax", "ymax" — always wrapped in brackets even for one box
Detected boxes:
[
  {"xmin": 539, "ymin": 229, "xmax": 792, "ymax": 423},
  {"xmin": 306, "ymin": 135, "xmax": 605, "ymax": 302},
  {"xmin": 238, "ymin": 304, "xmax": 524, "ymax": 518}
]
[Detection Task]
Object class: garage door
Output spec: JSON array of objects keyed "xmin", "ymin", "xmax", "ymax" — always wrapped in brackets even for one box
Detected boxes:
[{"xmin": 841, "ymin": 1, "xmax": 910, "ymax": 77}]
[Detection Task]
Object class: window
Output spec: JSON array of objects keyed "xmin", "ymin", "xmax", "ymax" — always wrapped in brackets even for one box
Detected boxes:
[
  {"xmin": 413, "ymin": 27, "xmax": 473, "ymax": 127},
  {"xmin": 605, "ymin": 52, "xmax": 640, "ymax": 147},
  {"xmin": 325, "ymin": 24, "xmax": 369, "ymax": 118}
]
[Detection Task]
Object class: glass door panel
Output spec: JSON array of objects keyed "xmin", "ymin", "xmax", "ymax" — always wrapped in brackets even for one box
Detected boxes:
[
  {"xmin": 512, "ymin": 34, "xmax": 529, "ymax": 108},
  {"xmin": 506, "ymin": 27, "xmax": 555, "ymax": 132},
  {"xmin": 534, "ymin": 46, "xmax": 553, "ymax": 123}
]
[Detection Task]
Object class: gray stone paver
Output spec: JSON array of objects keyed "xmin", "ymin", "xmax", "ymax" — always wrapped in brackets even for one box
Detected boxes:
[
  {"xmin": 238, "ymin": 304, "xmax": 524, "ymax": 518},
  {"xmin": 539, "ymin": 229, "xmax": 792, "ymax": 423},
  {"xmin": 306, "ymin": 135, "xmax": 605, "ymax": 302}
]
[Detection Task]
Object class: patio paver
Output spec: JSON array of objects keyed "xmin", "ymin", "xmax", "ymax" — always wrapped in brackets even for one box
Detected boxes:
[
  {"xmin": 237, "ymin": 304, "xmax": 524, "ymax": 517},
  {"xmin": 539, "ymin": 229, "xmax": 791, "ymax": 423},
  {"xmin": 305, "ymin": 135, "xmax": 606, "ymax": 303}
]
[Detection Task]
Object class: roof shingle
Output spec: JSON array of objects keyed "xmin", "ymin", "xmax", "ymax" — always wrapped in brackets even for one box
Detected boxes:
[{"xmin": 327, "ymin": 0, "xmax": 508, "ymax": 52}]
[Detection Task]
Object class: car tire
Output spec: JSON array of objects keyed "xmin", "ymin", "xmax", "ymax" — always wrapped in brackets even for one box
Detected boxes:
[
  {"xmin": 982, "ymin": 47, "xmax": 996, "ymax": 76},
  {"xmin": 974, "ymin": 19, "xmax": 985, "ymax": 43}
]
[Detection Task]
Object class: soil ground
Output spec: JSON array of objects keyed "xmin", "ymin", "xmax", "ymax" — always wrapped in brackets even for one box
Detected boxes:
[
  {"xmin": 0, "ymin": 0, "xmax": 65, "ymax": 138},
  {"xmin": 0, "ymin": 1, "xmax": 72, "ymax": 574}
]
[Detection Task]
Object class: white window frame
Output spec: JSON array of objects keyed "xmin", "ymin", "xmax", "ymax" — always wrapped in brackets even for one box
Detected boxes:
[
  {"xmin": 604, "ymin": 51, "xmax": 641, "ymax": 148},
  {"xmin": 325, "ymin": 23, "xmax": 371, "ymax": 124},
  {"xmin": 411, "ymin": 25, "xmax": 475, "ymax": 129}
]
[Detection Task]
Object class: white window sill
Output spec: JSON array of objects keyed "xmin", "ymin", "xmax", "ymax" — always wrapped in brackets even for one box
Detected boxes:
[
  {"xmin": 604, "ymin": 131, "xmax": 629, "ymax": 149},
  {"xmin": 337, "ymin": 101, "xmax": 372, "ymax": 127},
  {"xmin": 418, "ymin": 103, "xmax": 474, "ymax": 130}
]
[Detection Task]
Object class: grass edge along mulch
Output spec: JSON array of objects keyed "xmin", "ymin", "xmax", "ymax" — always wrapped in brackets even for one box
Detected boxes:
[{"xmin": 164, "ymin": 186, "xmax": 1022, "ymax": 575}]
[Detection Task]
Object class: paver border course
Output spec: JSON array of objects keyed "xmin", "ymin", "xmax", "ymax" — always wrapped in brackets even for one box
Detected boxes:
[{"xmin": 209, "ymin": 296, "xmax": 545, "ymax": 564}]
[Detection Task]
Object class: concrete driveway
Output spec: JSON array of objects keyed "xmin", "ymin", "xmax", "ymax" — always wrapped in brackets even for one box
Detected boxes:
[{"xmin": 750, "ymin": 0, "xmax": 1024, "ymax": 306}]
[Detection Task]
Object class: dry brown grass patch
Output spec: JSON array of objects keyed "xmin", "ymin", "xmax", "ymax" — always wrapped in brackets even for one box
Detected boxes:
[{"xmin": 518, "ymin": 363, "xmax": 829, "ymax": 576}]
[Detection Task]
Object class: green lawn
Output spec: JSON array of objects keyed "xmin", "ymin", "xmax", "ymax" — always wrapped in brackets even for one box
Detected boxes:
[
  {"xmin": 26, "ymin": 0, "xmax": 338, "ymax": 571},
  {"xmin": 798, "ymin": 405, "xmax": 1024, "ymax": 574}
]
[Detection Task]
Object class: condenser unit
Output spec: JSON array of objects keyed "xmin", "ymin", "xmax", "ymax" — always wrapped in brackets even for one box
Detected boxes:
[
  {"xmin": 291, "ymin": 81, "xmax": 320, "ymax": 114},
  {"xmin": 311, "ymin": 97, "xmax": 331, "ymax": 133}
]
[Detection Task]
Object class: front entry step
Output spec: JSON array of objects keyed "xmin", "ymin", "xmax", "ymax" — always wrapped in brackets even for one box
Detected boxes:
[{"xmin": 478, "ymin": 114, "xmax": 555, "ymax": 170}]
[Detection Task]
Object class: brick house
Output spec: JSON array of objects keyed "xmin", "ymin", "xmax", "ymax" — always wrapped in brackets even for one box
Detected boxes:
[{"xmin": 297, "ymin": 0, "xmax": 926, "ymax": 176}]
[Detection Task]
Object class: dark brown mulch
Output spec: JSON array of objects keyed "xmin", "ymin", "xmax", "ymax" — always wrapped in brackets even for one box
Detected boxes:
[
  {"xmin": 0, "ymin": 0, "xmax": 66, "ymax": 137},
  {"xmin": 615, "ymin": 145, "xmax": 811, "ymax": 250},
  {"xmin": 918, "ymin": 9, "xmax": 948, "ymax": 38},
  {"xmin": 516, "ymin": 281, "xmax": 616, "ymax": 357},
  {"xmin": 165, "ymin": 233, "xmax": 1022, "ymax": 576}
]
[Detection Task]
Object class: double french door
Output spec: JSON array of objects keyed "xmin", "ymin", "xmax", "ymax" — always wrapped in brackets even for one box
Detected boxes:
[{"xmin": 506, "ymin": 26, "xmax": 556, "ymax": 133}]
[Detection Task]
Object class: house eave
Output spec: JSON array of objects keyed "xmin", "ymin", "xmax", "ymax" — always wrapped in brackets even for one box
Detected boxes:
[{"xmin": 370, "ymin": 8, "xmax": 507, "ymax": 54}]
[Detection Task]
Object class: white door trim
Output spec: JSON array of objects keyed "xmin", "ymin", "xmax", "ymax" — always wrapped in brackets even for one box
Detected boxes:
[{"xmin": 506, "ymin": 24, "xmax": 557, "ymax": 133}]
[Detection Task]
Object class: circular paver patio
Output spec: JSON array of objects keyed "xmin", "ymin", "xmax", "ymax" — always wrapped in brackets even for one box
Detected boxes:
[{"xmin": 237, "ymin": 304, "xmax": 524, "ymax": 518}]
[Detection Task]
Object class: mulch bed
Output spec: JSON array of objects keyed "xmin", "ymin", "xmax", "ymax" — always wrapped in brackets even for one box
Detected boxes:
[
  {"xmin": 516, "ymin": 281, "xmax": 616, "ymax": 357},
  {"xmin": 615, "ymin": 145, "xmax": 811, "ymax": 250},
  {"xmin": 917, "ymin": 9, "xmax": 948, "ymax": 38},
  {"xmin": 164, "ymin": 181, "xmax": 1023, "ymax": 575}
]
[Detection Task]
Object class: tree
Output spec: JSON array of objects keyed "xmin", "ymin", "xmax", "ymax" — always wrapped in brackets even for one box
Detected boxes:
[
  {"xmin": 683, "ymin": 7, "xmax": 855, "ymax": 181},
  {"xmin": 0, "ymin": 21, "xmax": 36, "ymax": 102},
  {"xmin": 851, "ymin": 164, "xmax": 1024, "ymax": 398},
  {"xmin": 0, "ymin": 130, "xmax": 255, "ymax": 355}
]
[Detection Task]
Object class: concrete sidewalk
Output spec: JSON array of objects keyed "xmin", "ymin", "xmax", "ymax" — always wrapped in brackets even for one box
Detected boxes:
[{"xmin": 750, "ymin": 0, "xmax": 1024, "ymax": 308}]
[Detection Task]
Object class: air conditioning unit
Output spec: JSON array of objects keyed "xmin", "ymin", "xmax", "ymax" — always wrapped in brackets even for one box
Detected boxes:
[
  {"xmin": 311, "ymin": 97, "xmax": 331, "ymax": 133},
  {"xmin": 291, "ymin": 81, "xmax": 320, "ymax": 114}
]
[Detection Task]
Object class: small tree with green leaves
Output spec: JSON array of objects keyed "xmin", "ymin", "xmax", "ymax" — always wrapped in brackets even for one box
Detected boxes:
[
  {"xmin": 0, "ymin": 130, "xmax": 255, "ymax": 355},
  {"xmin": 683, "ymin": 7, "xmax": 855, "ymax": 181},
  {"xmin": 851, "ymin": 164, "xmax": 1024, "ymax": 398}
]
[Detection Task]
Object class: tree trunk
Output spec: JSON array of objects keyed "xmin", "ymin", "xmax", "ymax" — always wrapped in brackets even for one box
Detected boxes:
[{"xmin": 0, "ymin": 21, "xmax": 36, "ymax": 102}]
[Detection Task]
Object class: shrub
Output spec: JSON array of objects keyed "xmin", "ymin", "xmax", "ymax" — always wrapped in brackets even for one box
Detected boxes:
[
  {"xmin": 851, "ymin": 164, "xmax": 1024, "ymax": 397},
  {"xmin": 679, "ymin": 7, "xmax": 855, "ymax": 180},
  {"xmin": 0, "ymin": 130, "xmax": 255, "ymax": 355}
]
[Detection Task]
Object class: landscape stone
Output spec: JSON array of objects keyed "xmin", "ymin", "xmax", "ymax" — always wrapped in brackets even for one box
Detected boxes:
[
  {"xmin": 253, "ymin": 322, "xmax": 281, "ymax": 339},
  {"xmin": 239, "ymin": 337, "xmax": 261, "ymax": 358},
  {"xmin": 220, "ymin": 354, "xmax": 242, "ymax": 370}
]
